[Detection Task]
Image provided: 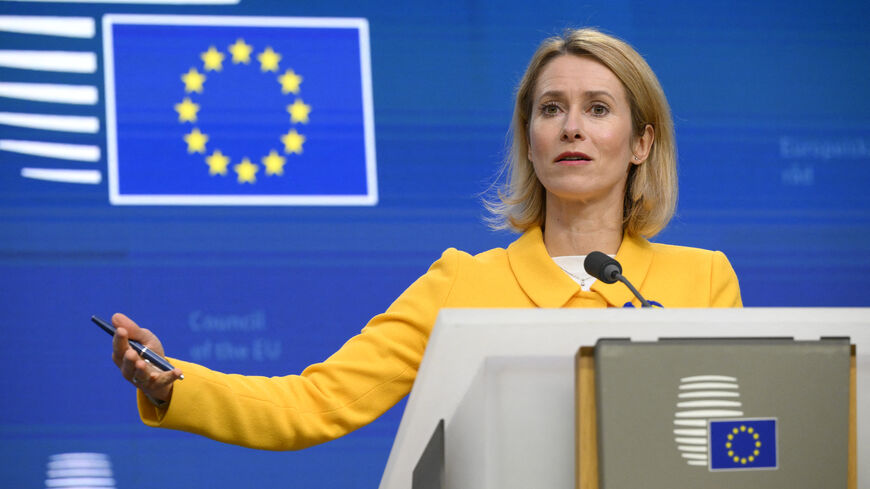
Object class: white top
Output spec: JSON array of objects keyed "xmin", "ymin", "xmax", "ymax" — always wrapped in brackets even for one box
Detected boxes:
[{"xmin": 551, "ymin": 255, "xmax": 597, "ymax": 291}]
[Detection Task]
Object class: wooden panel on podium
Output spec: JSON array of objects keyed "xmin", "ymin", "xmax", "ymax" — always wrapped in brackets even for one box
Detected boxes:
[
  {"xmin": 849, "ymin": 345, "xmax": 856, "ymax": 489},
  {"xmin": 576, "ymin": 346, "xmax": 857, "ymax": 489},
  {"xmin": 575, "ymin": 347, "xmax": 598, "ymax": 489}
]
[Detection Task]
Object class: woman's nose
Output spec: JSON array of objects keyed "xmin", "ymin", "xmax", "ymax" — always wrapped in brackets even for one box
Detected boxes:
[{"xmin": 560, "ymin": 111, "xmax": 585, "ymax": 141}]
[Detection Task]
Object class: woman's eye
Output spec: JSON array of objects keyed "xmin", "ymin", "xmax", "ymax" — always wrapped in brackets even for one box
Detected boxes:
[
  {"xmin": 540, "ymin": 103, "xmax": 560, "ymax": 116},
  {"xmin": 590, "ymin": 104, "xmax": 609, "ymax": 116}
]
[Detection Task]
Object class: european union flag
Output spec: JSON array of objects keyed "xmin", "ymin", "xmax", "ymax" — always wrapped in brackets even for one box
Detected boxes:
[
  {"xmin": 103, "ymin": 15, "xmax": 377, "ymax": 205},
  {"xmin": 709, "ymin": 418, "xmax": 777, "ymax": 470}
]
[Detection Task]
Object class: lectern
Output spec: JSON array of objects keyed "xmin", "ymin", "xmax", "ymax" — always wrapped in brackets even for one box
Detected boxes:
[{"xmin": 377, "ymin": 308, "xmax": 870, "ymax": 489}]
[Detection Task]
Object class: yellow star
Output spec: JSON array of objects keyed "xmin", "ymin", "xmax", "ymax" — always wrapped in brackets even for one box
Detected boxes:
[
  {"xmin": 279, "ymin": 69, "xmax": 303, "ymax": 94},
  {"xmin": 234, "ymin": 157, "xmax": 258, "ymax": 183},
  {"xmin": 184, "ymin": 128, "xmax": 208, "ymax": 153},
  {"xmin": 287, "ymin": 99, "xmax": 311, "ymax": 124},
  {"xmin": 281, "ymin": 129, "xmax": 305, "ymax": 154},
  {"xmin": 262, "ymin": 150, "xmax": 286, "ymax": 176},
  {"xmin": 205, "ymin": 150, "xmax": 230, "ymax": 176},
  {"xmin": 257, "ymin": 46, "xmax": 281, "ymax": 72},
  {"xmin": 201, "ymin": 46, "xmax": 224, "ymax": 72},
  {"xmin": 174, "ymin": 97, "xmax": 200, "ymax": 122},
  {"xmin": 181, "ymin": 67, "xmax": 206, "ymax": 93},
  {"xmin": 228, "ymin": 38, "xmax": 253, "ymax": 64}
]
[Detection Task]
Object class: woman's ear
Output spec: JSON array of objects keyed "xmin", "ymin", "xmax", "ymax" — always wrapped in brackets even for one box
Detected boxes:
[{"xmin": 631, "ymin": 124, "xmax": 655, "ymax": 164}]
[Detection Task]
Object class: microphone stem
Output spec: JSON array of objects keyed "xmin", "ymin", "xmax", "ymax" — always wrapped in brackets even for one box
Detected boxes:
[{"xmin": 616, "ymin": 274, "xmax": 652, "ymax": 308}]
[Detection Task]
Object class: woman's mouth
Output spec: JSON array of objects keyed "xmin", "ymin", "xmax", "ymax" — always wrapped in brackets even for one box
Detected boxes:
[{"xmin": 555, "ymin": 152, "xmax": 592, "ymax": 165}]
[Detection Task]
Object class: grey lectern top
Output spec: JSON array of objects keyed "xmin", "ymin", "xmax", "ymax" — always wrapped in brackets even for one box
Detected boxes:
[{"xmin": 595, "ymin": 338, "xmax": 850, "ymax": 489}]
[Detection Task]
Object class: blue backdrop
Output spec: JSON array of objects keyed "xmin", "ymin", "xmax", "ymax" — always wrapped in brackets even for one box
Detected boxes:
[{"xmin": 1, "ymin": 1, "xmax": 868, "ymax": 488}]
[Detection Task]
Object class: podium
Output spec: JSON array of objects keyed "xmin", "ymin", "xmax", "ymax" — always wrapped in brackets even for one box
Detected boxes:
[{"xmin": 377, "ymin": 308, "xmax": 870, "ymax": 489}]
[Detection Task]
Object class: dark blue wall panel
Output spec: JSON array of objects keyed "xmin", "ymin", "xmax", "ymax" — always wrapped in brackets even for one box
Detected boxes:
[{"xmin": 1, "ymin": 0, "xmax": 868, "ymax": 487}]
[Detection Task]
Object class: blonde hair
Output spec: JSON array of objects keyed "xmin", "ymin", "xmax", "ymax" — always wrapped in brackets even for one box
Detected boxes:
[{"xmin": 486, "ymin": 28, "xmax": 677, "ymax": 238}]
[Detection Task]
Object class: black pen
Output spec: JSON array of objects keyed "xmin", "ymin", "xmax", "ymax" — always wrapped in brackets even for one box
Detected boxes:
[{"xmin": 92, "ymin": 315, "xmax": 184, "ymax": 380}]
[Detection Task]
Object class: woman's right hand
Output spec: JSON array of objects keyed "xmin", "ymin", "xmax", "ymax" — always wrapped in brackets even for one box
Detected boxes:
[{"xmin": 111, "ymin": 313, "xmax": 183, "ymax": 403}]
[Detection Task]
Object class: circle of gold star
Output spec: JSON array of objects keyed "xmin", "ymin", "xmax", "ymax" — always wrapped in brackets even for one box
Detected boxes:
[
  {"xmin": 725, "ymin": 425, "xmax": 762, "ymax": 465},
  {"xmin": 175, "ymin": 39, "xmax": 310, "ymax": 184}
]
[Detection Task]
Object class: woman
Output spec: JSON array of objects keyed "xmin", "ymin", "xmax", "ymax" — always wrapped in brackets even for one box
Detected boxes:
[{"xmin": 112, "ymin": 27, "xmax": 741, "ymax": 451}]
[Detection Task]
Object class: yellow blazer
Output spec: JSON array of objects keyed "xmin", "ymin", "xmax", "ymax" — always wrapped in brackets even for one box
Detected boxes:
[{"xmin": 138, "ymin": 227, "xmax": 741, "ymax": 450}]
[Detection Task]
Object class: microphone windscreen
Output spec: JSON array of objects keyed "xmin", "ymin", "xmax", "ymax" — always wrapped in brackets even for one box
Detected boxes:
[{"xmin": 584, "ymin": 251, "xmax": 622, "ymax": 284}]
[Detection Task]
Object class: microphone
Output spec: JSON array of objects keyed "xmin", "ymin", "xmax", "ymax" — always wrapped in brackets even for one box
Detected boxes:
[{"xmin": 584, "ymin": 251, "xmax": 652, "ymax": 308}]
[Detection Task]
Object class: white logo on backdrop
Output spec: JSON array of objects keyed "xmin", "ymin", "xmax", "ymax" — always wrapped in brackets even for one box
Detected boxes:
[{"xmin": 45, "ymin": 452, "xmax": 116, "ymax": 489}]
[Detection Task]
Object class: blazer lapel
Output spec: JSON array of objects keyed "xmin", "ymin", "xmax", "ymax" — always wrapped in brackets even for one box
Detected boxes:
[{"xmin": 507, "ymin": 226, "xmax": 581, "ymax": 308}]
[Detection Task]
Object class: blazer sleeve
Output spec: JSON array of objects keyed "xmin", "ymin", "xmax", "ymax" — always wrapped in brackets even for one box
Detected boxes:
[
  {"xmin": 137, "ymin": 248, "xmax": 463, "ymax": 450},
  {"xmin": 710, "ymin": 250, "xmax": 743, "ymax": 307}
]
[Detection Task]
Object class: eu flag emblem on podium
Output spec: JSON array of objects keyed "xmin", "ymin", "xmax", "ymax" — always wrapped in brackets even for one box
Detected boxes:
[
  {"xmin": 103, "ymin": 15, "xmax": 377, "ymax": 205},
  {"xmin": 709, "ymin": 418, "xmax": 778, "ymax": 470}
]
